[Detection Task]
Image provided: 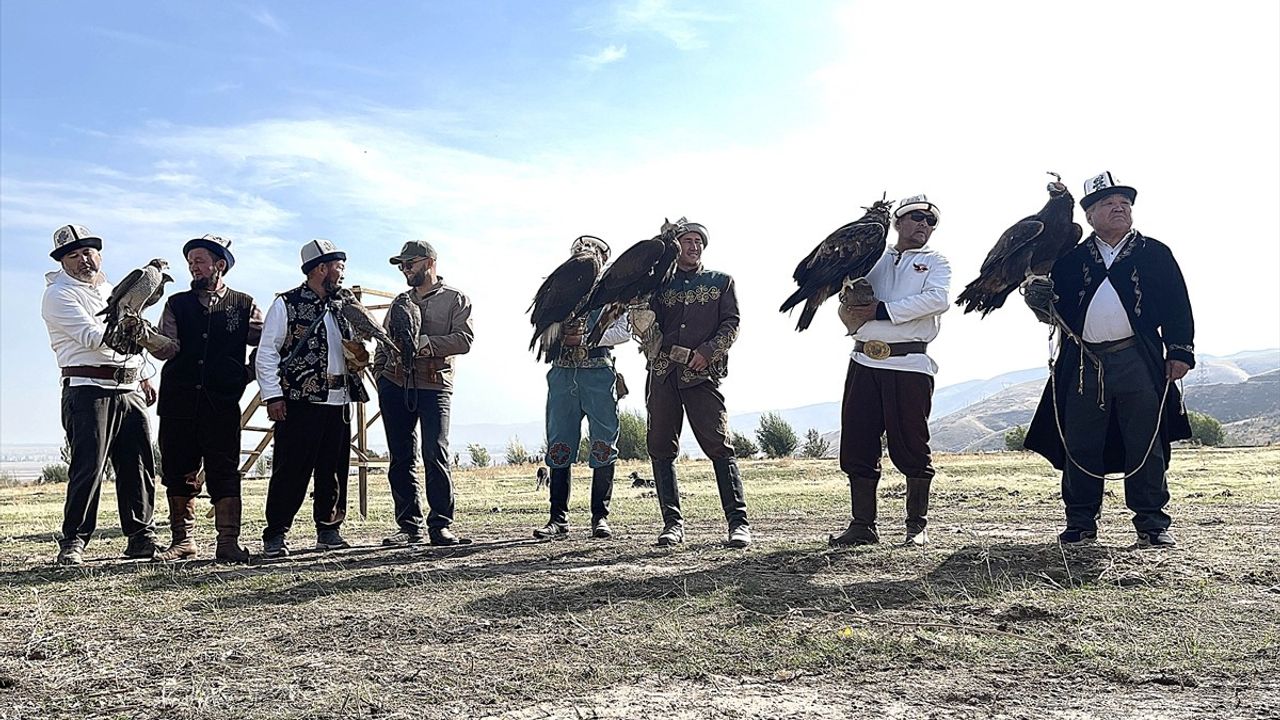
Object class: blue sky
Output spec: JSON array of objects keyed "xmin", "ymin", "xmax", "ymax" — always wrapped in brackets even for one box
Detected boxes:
[{"xmin": 3, "ymin": 1, "xmax": 1278, "ymax": 445}]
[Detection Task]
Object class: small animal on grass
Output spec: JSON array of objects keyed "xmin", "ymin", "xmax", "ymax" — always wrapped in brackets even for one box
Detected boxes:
[
  {"xmin": 630, "ymin": 471, "xmax": 654, "ymax": 488},
  {"xmin": 536, "ymin": 466, "xmax": 549, "ymax": 490}
]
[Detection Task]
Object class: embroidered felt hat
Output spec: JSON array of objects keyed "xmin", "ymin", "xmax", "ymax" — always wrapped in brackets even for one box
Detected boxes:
[
  {"xmin": 50, "ymin": 224, "xmax": 103, "ymax": 261},
  {"xmin": 894, "ymin": 194, "xmax": 941, "ymax": 224},
  {"xmin": 388, "ymin": 240, "xmax": 437, "ymax": 266},
  {"xmin": 300, "ymin": 238, "xmax": 347, "ymax": 273},
  {"xmin": 1080, "ymin": 171, "xmax": 1137, "ymax": 211},
  {"xmin": 673, "ymin": 218, "xmax": 710, "ymax": 247},
  {"xmin": 183, "ymin": 234, "xmax": 236, "ymax": 272},
  {"xmin": 570, "ymin": 235, "xmax": 610, "ymax": 262}
]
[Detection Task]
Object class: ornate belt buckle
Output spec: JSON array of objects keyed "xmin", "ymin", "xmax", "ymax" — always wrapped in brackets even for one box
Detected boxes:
[
  {"xmin": 668, "ymin": 345, "xmax": 692, "ymax": 365},
  {"xmin": 863, "ymin": 340, "xmax": 892, "ymax": 361},
  {"xmin": 114, "ymin": 367, "xmax": 137, "ymax": 384},
  {"xmin": 568, "ymin": 346, "xmax": 588, "ymax": 363}
]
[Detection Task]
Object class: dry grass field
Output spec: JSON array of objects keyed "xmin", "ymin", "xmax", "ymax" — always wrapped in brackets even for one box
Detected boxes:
[{"xmin": 1, "ymin": 447, "xmax": 1277, "ymax": 719}]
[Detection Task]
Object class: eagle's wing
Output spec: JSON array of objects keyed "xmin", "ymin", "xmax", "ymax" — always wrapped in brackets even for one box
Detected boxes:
[
  {"xmin": 99, "ymin": 267, "xmax": 145, "ymax": 317},
  {"xmin": 584, "ymin": 237, "xmax": 669, "ymax": 310}
]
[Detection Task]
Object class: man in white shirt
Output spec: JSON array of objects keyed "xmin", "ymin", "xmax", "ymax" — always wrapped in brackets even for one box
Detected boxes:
[
  {"xmin": 831, "ymin": 195, "xmax": 951, "ymax": 547},
  {"xmin": 41, "ymin": 224, "xmax": 158, "ymax": 565},
  {"xmin": 1024, "ymin": 172, "xmax": 1195, "ymax": 548},
  {"xmin": 255, "ymin": 239, "xmax": 369, "ymax": 558}
]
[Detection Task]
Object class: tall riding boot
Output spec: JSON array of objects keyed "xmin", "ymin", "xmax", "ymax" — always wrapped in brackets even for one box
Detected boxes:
[
  {"xmin": 652, "ymin": 459, "xmax": 684, "ymax": 545},
  {"xmin": 214, "ymin": 497, "xmax": 251, "ymax": 563},
  {"xmin": 904, "ymin": 477, "xmax": 932, "ymax": 546},
  {"xmin": 534, "ymin": 467, "xmax": 572, "ymax": 539},
  {"xmin": 829, "ymin": 476, "xmax": 880, "ymax": 546},
  {"xmin": 712, "ymin": 457, "xmax": 751, "ymax": 547},
  {"xmin": 590, "ymin": 464, "xmax": 615, "ymax": 538},
  {"xmin": 154, "ymin": 495, "xmax": 198, "ymax": 562}
]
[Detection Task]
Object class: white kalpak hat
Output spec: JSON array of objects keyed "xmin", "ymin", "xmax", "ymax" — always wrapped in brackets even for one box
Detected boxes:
[
  {"xmin": 1080, "ymin": 171, "xmax": 1137, "ymax": 211},
  {"xmin": 300, "ymin": 238, "xmax": 346, "ymax": 273},
  {"xmin": 895, "ymin": 194, "xmax": 941, "ymax": 224}
]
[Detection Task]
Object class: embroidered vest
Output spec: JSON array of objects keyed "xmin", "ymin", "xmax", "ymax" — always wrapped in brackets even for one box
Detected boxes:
[
  {"xmin": 277, "ymin": 285, "xmax": 369, "ymax": 403},
  {"xmin": 157, "ymin": 288, "xmax": 253, "ymax": 418}
]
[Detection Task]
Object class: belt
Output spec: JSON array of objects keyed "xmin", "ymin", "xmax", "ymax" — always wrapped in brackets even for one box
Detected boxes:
[
  {"xmin": 62, "ymin": 365, "xmax": 139, "ymax": 383},
  {"xmin": 663, "ymin": 344, "xmax": 695, "ymax": 364},
  {"xmin": 324, "ymin": 373, "xmax": 348, "ymax": 390},
  {"xmin": 854, "ymin": 340, "xmax": 928, "ymax": 360},
  {"xmin": 1084, "ymin": 337, "xmax": 1137, "ymax": 354},
  {"xmin": 559, "ymin": 346, "xmax": 612, "ymax": 363}
]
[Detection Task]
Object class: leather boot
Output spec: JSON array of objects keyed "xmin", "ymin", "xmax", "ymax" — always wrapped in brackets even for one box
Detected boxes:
[
  {"xmin": 651, "ymin": 458, "xmax": 683, "ymax": 536},
  {"xmin": 904, "ymin": 477, "xmax": 931, "ymax": 546},
  {"xmin": 711, "ymin": 457, "xmax": 749, "ymax": 530},
  {"xmin": 213, "ymin": 497, "xmax": 251, "ymax": 564},
  {"xmin": 590, "ymin": 464, "xmax": 615, "ymax": 538},
  {"xmin": 829, "ymin": 476, "xmax": 879, "ymax": 546},
  {"xmin": 154, "ymin": 495, "xmax": 198, "ymax": 562},
  {"xmin": 548, "ymin": 466, "xmax": 571, "ymax": 525}
]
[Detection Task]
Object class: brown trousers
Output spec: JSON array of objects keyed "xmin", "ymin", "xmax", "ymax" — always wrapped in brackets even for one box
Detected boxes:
[
  {"xmin": 839, "ymin": 360, "xmax": 935, "ymax": 482},
  {"xmin": 645, "ymin": 372, "xmax": 733, "ymax": 462}
]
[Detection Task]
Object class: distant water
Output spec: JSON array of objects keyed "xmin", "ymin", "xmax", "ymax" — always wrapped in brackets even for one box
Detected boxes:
[{"xmin": 0, "ymin": 461, "xmax": 49, "ymax": 482}]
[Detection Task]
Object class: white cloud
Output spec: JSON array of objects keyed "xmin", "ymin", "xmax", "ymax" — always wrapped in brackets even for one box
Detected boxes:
[
  {"xmin": 581, "ymin": 44, "xmax": 628, "ymax": 68},
  {"xmin": 248, "ymin": 7, "xmax": 286, "ymax": 35},
  {"xmin": 611, "ymin": 0, "xmax": 729, "ymax": 51}
]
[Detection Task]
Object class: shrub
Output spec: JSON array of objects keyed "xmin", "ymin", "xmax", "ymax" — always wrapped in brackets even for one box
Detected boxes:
[
  {"xmin": 39, "ymin": 463, "xmax": 69, "ymax": 485},
  {"xmin": 467, "ymin": 443, "xmax": 492, "ymax": 467},
  {"xmin": 756, "ymin": 412, "xmax": 798, "ymax": 458},
  {"xmin": 1187, "ymin": 411, "xmax": 1225, "ymax": 447},
  {"xmin": 730, "ymin": 430, "xmax": 759, "ymax": 459},
  {"xmin": 1004, "ymin": 425, "xmax": 1029, "ymax": 451},
  {"xmin": 617, "ymin": 410, "xmax": 649, "ymax": 461},
  {"xmin": 800, "ymin": 428, "xmax": 831, "ymax": 459},
  {"xmin": 505, "ymin": 436, "xmax": 531, "ymax": 465}
]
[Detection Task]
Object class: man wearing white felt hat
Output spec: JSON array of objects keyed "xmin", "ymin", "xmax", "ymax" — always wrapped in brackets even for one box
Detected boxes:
[{"xmin": 1024, "ymin": 172, "xmax": 1195, "ymax": 549}]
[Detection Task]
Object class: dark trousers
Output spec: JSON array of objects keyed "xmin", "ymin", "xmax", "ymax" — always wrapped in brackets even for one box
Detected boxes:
[
  {"xmin": 59, "ymin": 384, "xmax": 156, "ymax": 546},
  {"xmin": 263, "ymin": 401, "xmax": 349, "ymax": 540},
  {"xmin": 159, "ymin": 397, "xmax": 243, "ymax": 501},
  {"xmin": 378, "ymin": 377, "xmax": 454, "ymax": 532},
  {"xmin": 839, "ymin": 361, "xmax": 935, "ymax": 482},
  {"xmin": 645, "ymin": 373, "xmax": 733, "ymax": 462},
  {"xmin": 1061, "ymin": 345, "xmax": 1171, "ymax": 532}
]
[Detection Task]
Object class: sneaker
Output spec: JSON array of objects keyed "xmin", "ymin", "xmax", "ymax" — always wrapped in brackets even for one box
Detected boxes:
[
  {"xmin": 727, "ymin": 524, "xmax": 752, "ymax": 549},
  {"xmin": 429, "ymin": 527, "xmax": 468, "ymax": 546},
  {"xmin": 262, "ymin": 535, "xmax": 290, "ymax": 558},
  {"xmin": 56, "ymin": 540, "xmax": 85, "ymax": 566},
  {"xmin": 1136, "ymin": 528, "xmax": 1176, "ymax": 548},
  {"xmin": 1058, "ymin": 528, "xmax": 1098, "ymax": 547},
  {"xmin": 591, "ymin": 517, "xmax": 613, "ymax": 539},
  {"xmin": 533, "ymin": 521, "xmax": 570, "ymax": 540},
  {"xmin": 656, "ymin": 523, "xmax": 684, "ymax": 547},
  {"xmin": 316, "ymin": 530, "xmax": 351, "ymax": 550},
  {"xmin": 123, "ymin": 533, "xmax": 158, "ymax": 559},
  {"xmin": 382, "ymin": 530, "xmax": 425, "ymax": 547},
  {"xmin": 828, "ymin": 523, "xmax": 879, "ymax": 547}
]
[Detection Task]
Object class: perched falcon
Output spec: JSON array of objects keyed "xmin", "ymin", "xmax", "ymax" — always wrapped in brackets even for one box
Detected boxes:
[
  {"xmin": 956, "ymin": 173, "xmax": 1083, "ymax": 317},
  {"xmin": 582, "ymin": 222, "xmax": 680, "ymax": 347},
  {"xmin": 387, "ymin": 292, "xmax": 422, "ymax": 387},
  {"xmin": 780, "ymin": 199, "xmax": 893, "ymax": 332},
  {"xmin": 99, "ymin": 258, "xmax": 173, "ymax": 355},
  {"xmin": 528, "ymin": 245, "xmax": 605, "ymax": 362},
  {"xmin": 334, "ymin": 289, "xmax": 395, "ymax": 348}
]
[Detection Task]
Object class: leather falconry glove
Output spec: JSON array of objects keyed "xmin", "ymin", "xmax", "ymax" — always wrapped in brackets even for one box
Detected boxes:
[{"xmin": 1022, "ymin": 275, "xmax": 1056, "ymax": 325}]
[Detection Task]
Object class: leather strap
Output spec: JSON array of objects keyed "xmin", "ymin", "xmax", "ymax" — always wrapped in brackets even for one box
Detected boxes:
[
  {"xmin": 853, "ymin": 340, "xmax": 929, "ymax": 358},
  {"xmin": 61, "ymin": 365, "xmax": 138, "ymax": 383}
]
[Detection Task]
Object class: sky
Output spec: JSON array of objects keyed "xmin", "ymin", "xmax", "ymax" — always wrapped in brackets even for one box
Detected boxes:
[{"xmin": 2, "ymin": 0, "xmax": 1278, "ymax": 446}]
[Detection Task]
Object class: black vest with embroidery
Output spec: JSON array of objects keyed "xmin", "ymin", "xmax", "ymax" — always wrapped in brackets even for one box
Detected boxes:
[
  {"xmin": 277, "ymin": 285, "xmax": 369, "ymax": 403},
  {"xmin": 158, "ymin": 288, "xmax": 253, "ymax": 419}
]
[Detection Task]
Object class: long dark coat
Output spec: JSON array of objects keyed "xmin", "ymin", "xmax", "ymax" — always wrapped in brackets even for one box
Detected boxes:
[{"xmin": 1024, "ymin": 232, "xmax": 1195, "ymax": 471}]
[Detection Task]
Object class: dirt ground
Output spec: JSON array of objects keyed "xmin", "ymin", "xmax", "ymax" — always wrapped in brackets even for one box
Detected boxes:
[{"xmin": 1, "ymin": 448, "xmax": 1277, "ymax": 719}]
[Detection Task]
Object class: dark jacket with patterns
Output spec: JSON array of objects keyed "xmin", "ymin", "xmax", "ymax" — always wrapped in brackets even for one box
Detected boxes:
[
  {"xmin": 648, "ymin": 266, "xmax": 739, "ymax": 388},
  {"xmin": 276, "ymin": 284, "xmax": 369, "ymax": 404},
  {"xmin": 1024, "ymin": 232, "xmax": 1195, "ymax": 471},
  {"xmin": 158, "ymin": 288, "xmax": 255, "ymax": 418}
]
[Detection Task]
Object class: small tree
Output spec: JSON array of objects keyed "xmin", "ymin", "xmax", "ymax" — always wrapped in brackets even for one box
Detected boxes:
[
  {"xmin": 1187, "ymin": 411, "xmax": 1225, "ymax": 447},
  {"xmin": 58, "ymin": 441, "xmax": 113, "ymax": 482},
  {"xmin": 39, "ymin": 463, "xmax": 69, "ymax": 485},
  {"xmin": 505, "ymin": 436, "xmax": 531, "ymax": 465},
  {"xmin": 756, "ymin": 412, "xmax": 798, "ymax": 459},
  {"xmin": 1004, "ymin": 425, "xmax": 1029, "ymax": 451},
  {"xmin": 578, "ymin": 437, "xmax": 591, "ymax": 463},
  {"xmin": 254, "ymin": 452, "xmax": 272, "ymax": 478},
  {"xmin": 467, "ymin": 443, "xmax": 491, "ymax": 467},
  {"xmin": 730, "ymin": 430, "xmax": 759, "ymax": 459},
  {"xmin": 800, "ymin": 428, "xmax": 831, "ymax": 459},
  {"xmin": 617, "ymin": 410, "xmax": 649, "ymax": 461}
]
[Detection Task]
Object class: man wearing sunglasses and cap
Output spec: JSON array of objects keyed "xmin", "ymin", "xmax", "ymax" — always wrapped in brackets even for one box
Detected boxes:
[
  {"xmin": 831, "ymin": 195, "xmax": 952, "ymax": 548},
  {"xmin": 141, "ymin": 235, "xmax": 261, "ymax": 563},
  {"xmin": 534, "ymin": 235, "xmax": 631, "ymax": 541},
  {"xmin": 255, "ymin": 239, "xmax": 370, "ymax": 557},
  {"xmin": 1023, "ymin": 172, "xmax": 1195, "ymax": 549},
  {"xmin": 374, "ymin": 240, "xmax": 475, "ymax": 547},
  {"xmin": 41, "ymin": 224, "xmax": 159, "ymax": 565}
]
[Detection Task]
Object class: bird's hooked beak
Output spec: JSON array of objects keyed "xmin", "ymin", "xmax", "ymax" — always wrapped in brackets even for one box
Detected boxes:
[{"xmin": 1045, "ymin": 172, "xmax": 1065, "ymax": 195}]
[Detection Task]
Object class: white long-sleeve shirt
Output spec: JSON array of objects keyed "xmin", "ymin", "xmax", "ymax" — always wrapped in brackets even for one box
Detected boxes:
[
  {"xmin": 42, "ymin": 270, "xmax": 143, "ymax": 390},
  {"xmin": 850, "ymin": 245, "xmax": 952, "ymax": 376},
  {"xmin": 255, "ymin": 296, "xmax": 350, "ymax": 405},
  {"xmin": 598, "ymin": 314, "xmax": 631, "ymax": 348},
  {"xmin": 1081, "ymin": 232, "xmax": 1137, "ymax": 343}
]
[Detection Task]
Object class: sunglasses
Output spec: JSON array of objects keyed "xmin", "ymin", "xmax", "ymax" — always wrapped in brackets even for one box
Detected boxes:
[{"xmin": 907, "ymin": 211, "xmax": 938, "ymax": 227}]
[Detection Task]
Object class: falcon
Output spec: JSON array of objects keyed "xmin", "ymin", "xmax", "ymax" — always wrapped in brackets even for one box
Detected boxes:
[
  {"xmin": 387, "ymin": 292, "xmax": 422, "ymax": 392},
  {"xmin": 779, "ymin": 198, "xmax": 893, "ymax": 332},
  {"xmin": 527, "ymin": 241, "xmax": 606, "ymax": 362},
  {"xmin": 956, "ymin": 173, "xmax": 1083, "ymax": 317},
  {"xmin": 99, "ymin": 258, "xmax": 174, "ymax": 355},
  {"xmin": 334, "ymin": 289, "xmax": 395, "ymax": 348},
  {"xmin": 581, "ymin": 222, "xmax": 680, "ymax": 347}
]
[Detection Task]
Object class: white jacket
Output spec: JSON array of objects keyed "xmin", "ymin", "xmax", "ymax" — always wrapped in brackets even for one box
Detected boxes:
[
  {"xmin": 851, "ymin": 245, "xmax": 951, "ymax": 376},
  {"xmin": 42, "ymin": 270, "xmax": 143, "ymax": 389}
]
